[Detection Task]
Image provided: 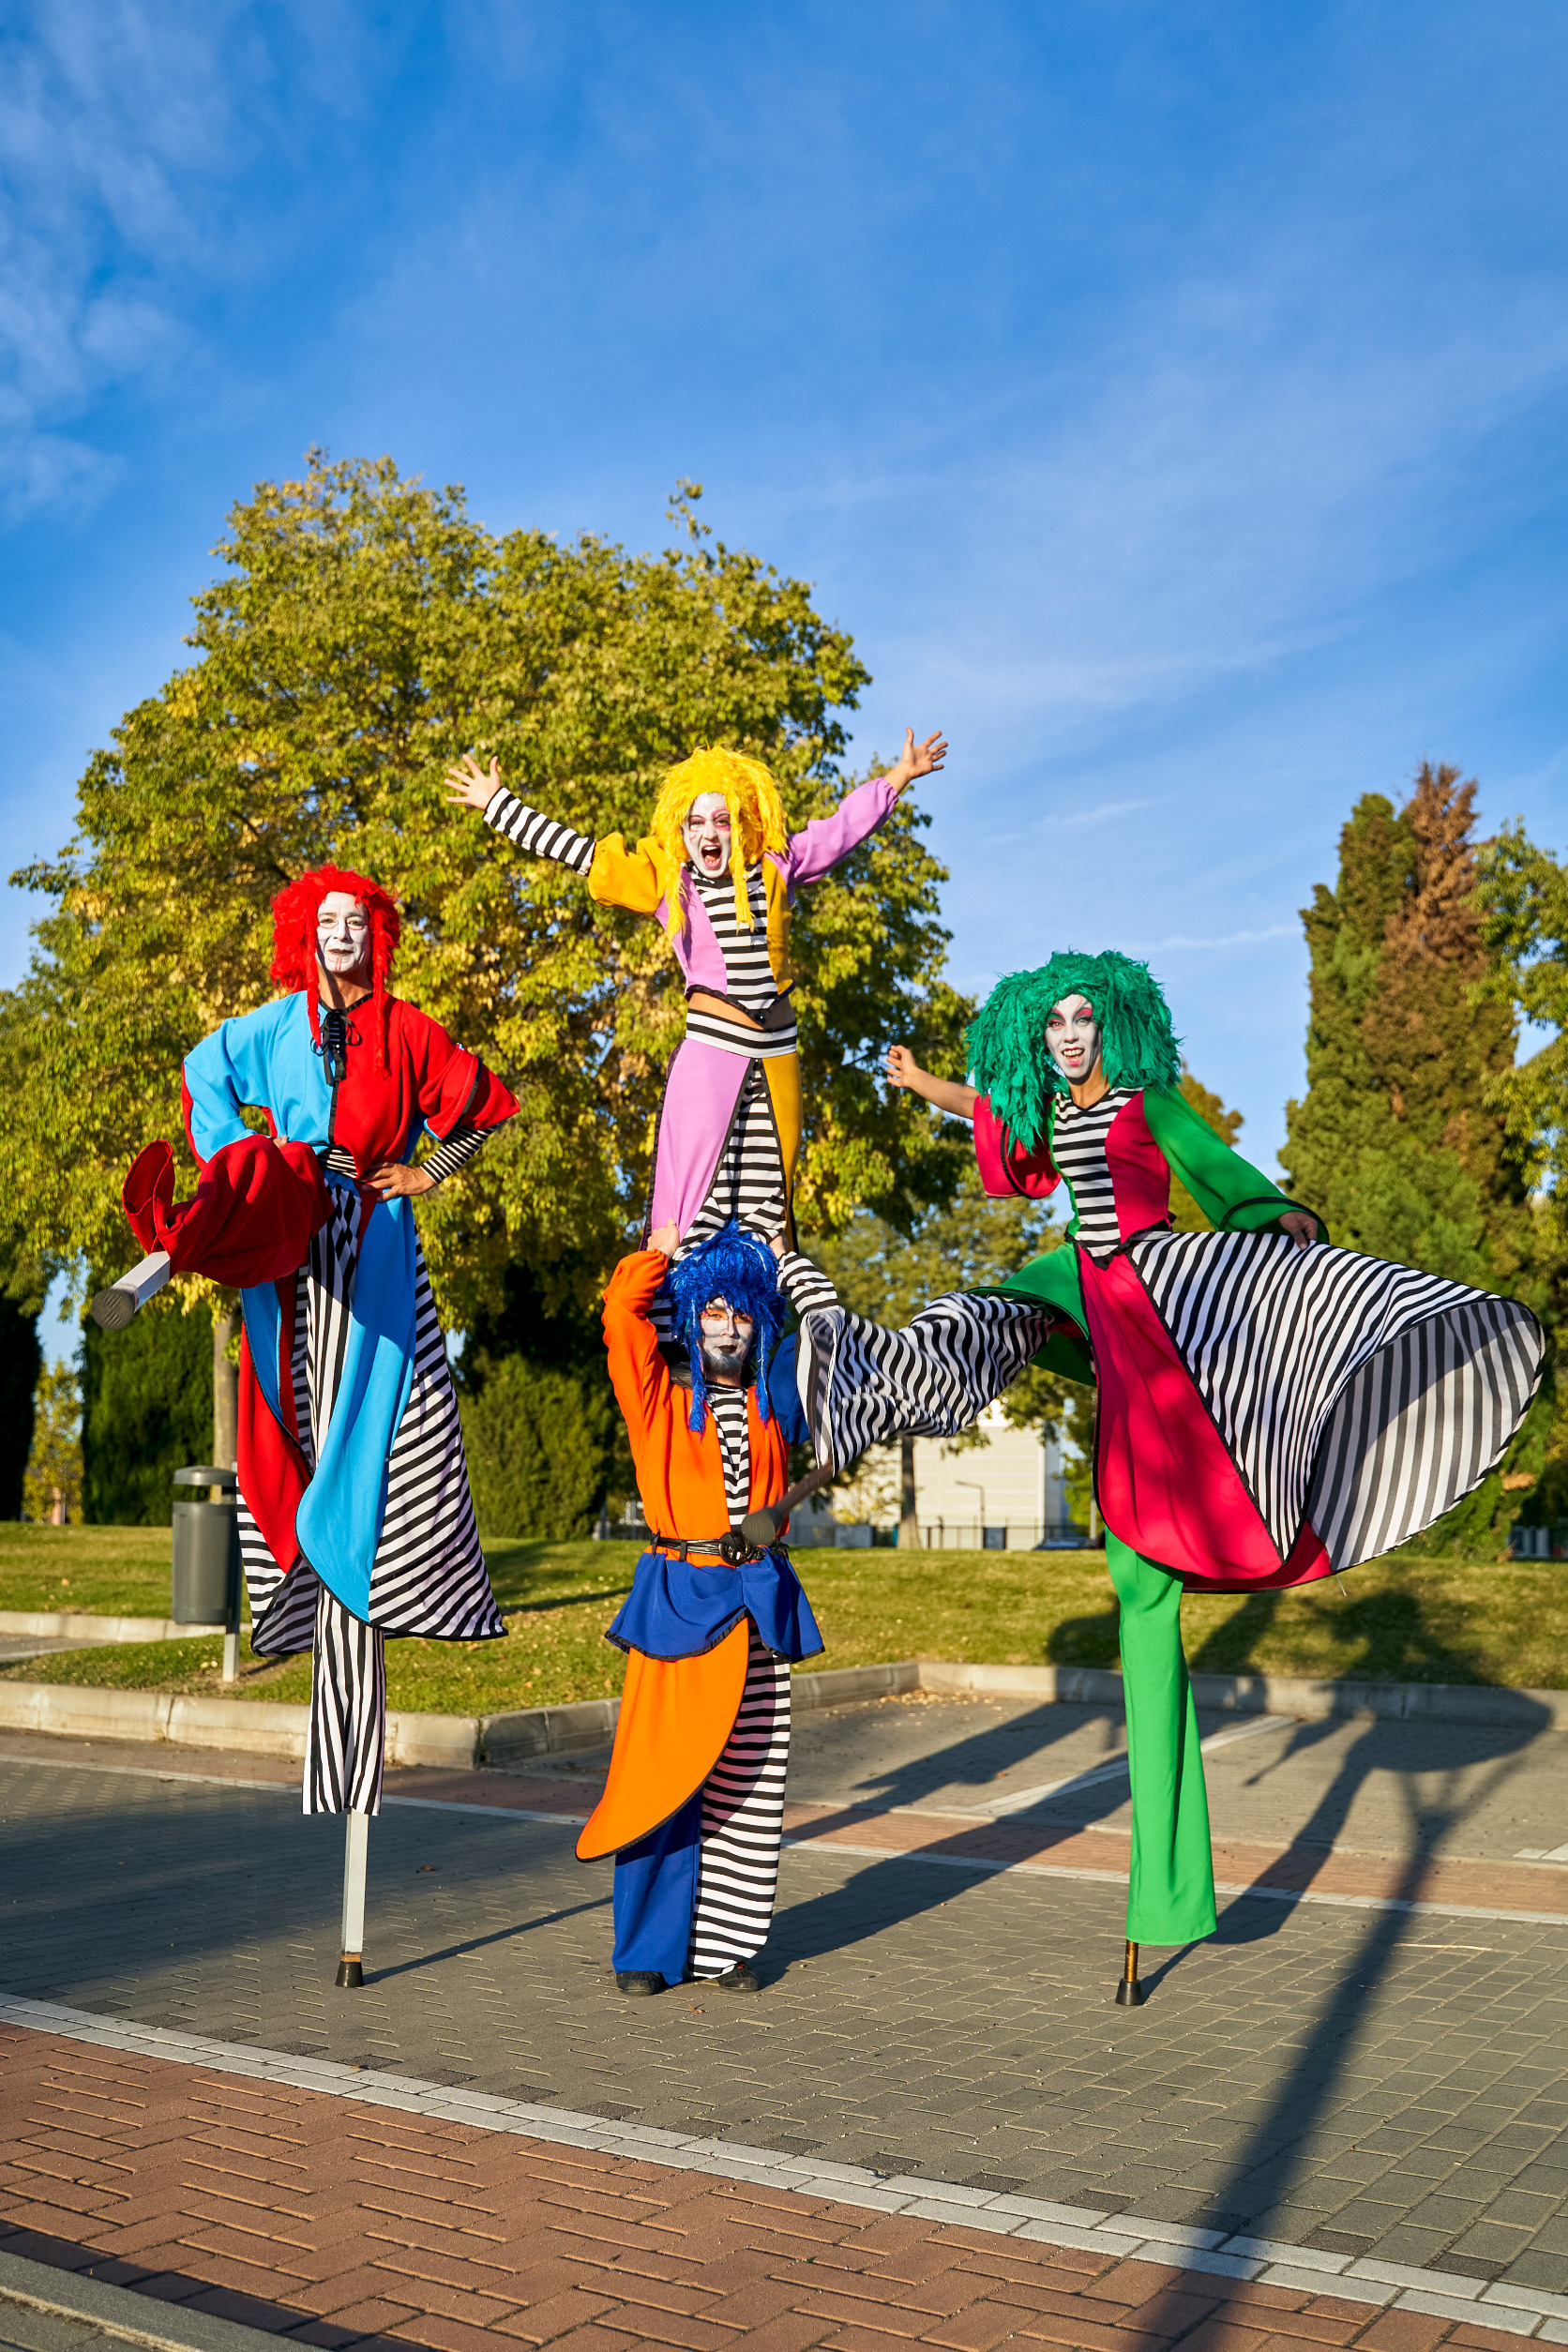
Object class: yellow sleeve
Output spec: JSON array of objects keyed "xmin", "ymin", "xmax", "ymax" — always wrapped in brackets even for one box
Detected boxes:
[{"xmin": 587, "ymin": 835, "xmax": 671, "ymax": 917}]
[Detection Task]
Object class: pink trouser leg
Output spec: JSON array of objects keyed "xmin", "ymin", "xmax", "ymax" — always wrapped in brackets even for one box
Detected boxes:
[{"xmin": 647, "ymin": 1042, "xmax": 750, "ymax": 1237}]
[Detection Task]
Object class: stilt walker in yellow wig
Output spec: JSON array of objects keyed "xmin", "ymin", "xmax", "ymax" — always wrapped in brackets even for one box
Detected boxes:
[{"xmin": 445, "ymin": 734, "xmax": 944, "ymax": 1257}]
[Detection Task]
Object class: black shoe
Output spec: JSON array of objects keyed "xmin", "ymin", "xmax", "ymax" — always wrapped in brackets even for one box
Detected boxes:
[
  {"xmin": 695, "ymin": 1963, "xmax": 761, "ymax": 1993},
  {"xmin": 615, "ymin": 1970, "xmax": 665, "ymax": 1996}
]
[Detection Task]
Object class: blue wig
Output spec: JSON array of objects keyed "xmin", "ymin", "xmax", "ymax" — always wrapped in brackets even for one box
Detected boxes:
[{"xmin": 664, "ymin": 1220, "xmax": 785, "ymax": 1435}]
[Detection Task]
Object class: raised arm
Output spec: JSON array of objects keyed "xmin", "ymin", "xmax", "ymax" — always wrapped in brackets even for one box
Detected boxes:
[
  {"xmin": 602, "ymin": 1244, "xmax": 678, "ymax": 1446},
  {"xmin": 884, "ymin": 1044, "xmax": 978, "ymax": 1122},
  {"xmin": 783, "ymin": 728, "xmax": 947, "ymax": 888},
  {"xmin": 444, "ymin": 753, "xmax": 596, "ymax": 879}
]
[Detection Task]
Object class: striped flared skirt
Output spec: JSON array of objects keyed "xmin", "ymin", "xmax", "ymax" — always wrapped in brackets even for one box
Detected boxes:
[
  {"xmin": 239, "ymin": 1182, "xmax": 503, "ymax": 1811},
  {"xmin": 797, "ymin": 1229, "xmax": 1545, "ymax": 1588}
]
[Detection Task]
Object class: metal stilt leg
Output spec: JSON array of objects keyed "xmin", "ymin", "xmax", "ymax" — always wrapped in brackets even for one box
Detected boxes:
[
  {"xmin": 1114, "ymin": 1937, "xmax": 1145, "ymax": 2007},
  {"xmin": 336, "ymin": 1809, "xmax": 369, "ymax": 1988}
]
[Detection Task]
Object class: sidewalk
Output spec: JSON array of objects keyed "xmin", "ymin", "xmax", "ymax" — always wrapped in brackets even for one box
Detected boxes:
[
  {"xmin": 5, "ymin": 2014, "xmax": 1560, "ymax": 2352},
  {"xmin": 3, "ymin": 1690, "xmax": 1568, "ymax": 2349}
]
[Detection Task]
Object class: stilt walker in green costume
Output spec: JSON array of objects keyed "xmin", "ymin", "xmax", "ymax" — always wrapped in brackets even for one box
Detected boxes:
[{"xmin": 796, "ymin": 953, "xmax": 1545, "ymax": 1999}]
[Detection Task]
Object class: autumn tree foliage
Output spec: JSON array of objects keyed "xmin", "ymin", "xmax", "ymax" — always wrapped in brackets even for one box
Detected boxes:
[{"xmin": 1, "ymin": 455, "xmax": 968, "ymax": 1334}]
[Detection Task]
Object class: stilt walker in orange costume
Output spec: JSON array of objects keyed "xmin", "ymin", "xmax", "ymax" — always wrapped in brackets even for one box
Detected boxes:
[{"xmin": 577, "ymin": 1219, "xmax": 839, "ymax": 1995}]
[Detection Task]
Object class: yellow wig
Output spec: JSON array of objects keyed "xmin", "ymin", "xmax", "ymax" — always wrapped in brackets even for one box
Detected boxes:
[{"xmin": 649, "ymin": 748, "xmax": 790, "ymax": 939}]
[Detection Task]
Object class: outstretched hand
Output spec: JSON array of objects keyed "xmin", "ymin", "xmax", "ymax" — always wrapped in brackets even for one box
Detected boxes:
[
  {"xmin": 885, "ymin": 1044, "xmax": 924, "ymax": 1090},
  {"xmin": 886, "ymin": 727, "xmax": 947, "ymax": 794},
  {"xmin": 444, "ymin": 752, "xmax": 503, "ymax": 812}
]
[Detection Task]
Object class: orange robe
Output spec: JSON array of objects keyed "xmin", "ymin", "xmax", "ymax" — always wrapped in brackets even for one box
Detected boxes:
[{"xmin": 578, "ymin": 1247, "xmax": 797, "ymax": 1863}]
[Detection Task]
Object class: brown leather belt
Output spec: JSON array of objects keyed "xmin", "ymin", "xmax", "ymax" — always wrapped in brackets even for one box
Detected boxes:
[{"xmin": 648, "ymin": 1531, "xmax": 762, "ymax": 1566}]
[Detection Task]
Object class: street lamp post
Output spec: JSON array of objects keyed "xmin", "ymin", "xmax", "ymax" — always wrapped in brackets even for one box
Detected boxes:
[{"xmin": 955, "ymin": 1477, "xmax": 986, "ymax": 1549}]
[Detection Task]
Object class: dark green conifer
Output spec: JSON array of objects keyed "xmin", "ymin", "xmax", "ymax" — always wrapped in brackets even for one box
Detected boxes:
[{"xmin": 1283, "ymin": 763, "xmax": 1535, "ymax": 1298}]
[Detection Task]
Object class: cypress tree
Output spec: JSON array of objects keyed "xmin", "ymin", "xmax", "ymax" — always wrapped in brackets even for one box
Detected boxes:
[
  {"xmin": 81, "ymin": 1291, "xmax": 214, "ymax": 1524},
  {"xmin": 1282, "ymin": 764, "xmax": 1534, "ymax": 1295}
]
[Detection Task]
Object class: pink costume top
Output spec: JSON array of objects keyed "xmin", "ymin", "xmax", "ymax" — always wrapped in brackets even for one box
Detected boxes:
[{"xmin": 481, "ymin": 773, "xmax": 901, "ymax": 1243}]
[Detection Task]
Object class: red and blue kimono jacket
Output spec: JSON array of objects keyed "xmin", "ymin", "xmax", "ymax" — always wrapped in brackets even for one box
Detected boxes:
[{"xmin": 124, "ymin": 991, "xmax": 516, "ymax": 1624}]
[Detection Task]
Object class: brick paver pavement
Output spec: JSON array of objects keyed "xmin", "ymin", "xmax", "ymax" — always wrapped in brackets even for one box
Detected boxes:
[
  {"xmin": 2, "ymin": 2023, "xmax": 1558, "ymax": 2352},
  {"xmin": 4, "ymin": 1738, "xmax": 1568, "ymax": 2307}
]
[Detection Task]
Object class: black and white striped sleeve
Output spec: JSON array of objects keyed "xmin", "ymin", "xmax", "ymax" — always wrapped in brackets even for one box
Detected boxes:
[
  {"xmin": 775, "ymin": 1251, "xmax": 840, "ymax": 1317},
  {"xmin": 483, "ymin": 788, "xmax": 595, "ymax": 877},
  {"xmin": 421, "ymin": 1123, "xmax": 489, "ymax": 1187}
]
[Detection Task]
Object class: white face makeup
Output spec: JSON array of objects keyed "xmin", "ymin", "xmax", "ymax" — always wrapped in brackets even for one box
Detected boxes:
[
  {"xmin": 317, "ymin": 891, "xmax": 371, "ymax": 982},
  {"xmin": 698, "ymin": 1294, "xmax": 756, "ymax": 1385},
  {"xmin": 1046, "ymin": 992, "xmax": 1103, "ymax": 1086},
  {"xmin": 683, "ymin": 791, "xmax": 732, "ymax": 878}
]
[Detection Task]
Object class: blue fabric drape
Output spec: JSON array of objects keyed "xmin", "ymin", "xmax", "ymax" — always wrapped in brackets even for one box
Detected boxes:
[
  {"xmin": 611, "ymin": 1796, "xmax": 703, "ymax": 1984},
  {"xmin": 607, "ymin": 1545, "xmax": 823, "ymax": 1665}
]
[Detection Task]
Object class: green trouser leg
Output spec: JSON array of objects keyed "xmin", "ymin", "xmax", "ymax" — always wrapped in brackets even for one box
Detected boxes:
[{"xmin": 1105, "ymin": 1530, "xmax": 1216, "ymax": 1945}]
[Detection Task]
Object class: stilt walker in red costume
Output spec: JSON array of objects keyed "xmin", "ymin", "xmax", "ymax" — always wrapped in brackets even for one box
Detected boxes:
[{"xmin": 98, "ymin": 869, "xmax": 518, "ymax": 1979}]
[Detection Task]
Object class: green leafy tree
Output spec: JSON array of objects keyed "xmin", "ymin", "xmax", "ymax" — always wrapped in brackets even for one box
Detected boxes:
[
  {"xmin": 0, "ymin": 1236, "xmax": 46, "ymax": 1518},
  {"xmin": 23, "ymin": 1362, "xmax": 83, "ymax": 1524},
  {"xmin": 2, "ymin": 455, "xmax": 967, "ymax": 1341},
  {"xmin": 1282, "ymin": 763, "xmax": 1536, "ymax": 1300},
  {"xmin": 460, "ymin": 1356, "xmax": 616, "ymax": 1539},
  {"xmin": 1478, "ymin": 822, "xmax": 1568, "ymax": 1533},
  {"xmin": 81, "ymin": 1292, "xmax": 214, "ymax": 1524},
  {"xmin": 1283, "ymin": 766, "xmax": 1545, "ymax": 1555}
]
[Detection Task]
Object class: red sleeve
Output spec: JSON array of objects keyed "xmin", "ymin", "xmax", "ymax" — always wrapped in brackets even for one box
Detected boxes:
[
  {"xmin": 397, "ymin": 1003, "xmax": 520, "ymax": 1139},
  {"xmin": 972, "ymin": 1094, "xmax": 1062, "ymax": 1200}
]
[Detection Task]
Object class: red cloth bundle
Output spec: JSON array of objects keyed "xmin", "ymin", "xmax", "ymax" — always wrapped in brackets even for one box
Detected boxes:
[{"xmin": 122, "ymin": 1136, "xmax": 332, "ymax": 1287}]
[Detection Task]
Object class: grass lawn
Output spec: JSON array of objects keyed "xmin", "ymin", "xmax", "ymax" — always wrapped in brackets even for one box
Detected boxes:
[{"xmin": 2, "ymin": 1528, "xmax": 1565, "ymax": 1709}]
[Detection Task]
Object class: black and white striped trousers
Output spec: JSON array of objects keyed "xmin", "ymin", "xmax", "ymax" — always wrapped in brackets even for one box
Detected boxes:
[
  {"xmin": 306, "ymin": 1582, "xmax": 386, "ymax": 1816},
  {"xmin": 689, "ymin": 1629, "xmax": 791, "ymax": 1978}
]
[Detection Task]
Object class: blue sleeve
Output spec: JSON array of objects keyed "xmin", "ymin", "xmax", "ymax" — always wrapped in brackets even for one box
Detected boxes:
[
  {"xmin": 183, "ymin": 1003, "xmax": 288, "ymax": 1162},
  {"xmin": 765, "ymin": 1333, "xmax": 807, "ymax": 1444}
]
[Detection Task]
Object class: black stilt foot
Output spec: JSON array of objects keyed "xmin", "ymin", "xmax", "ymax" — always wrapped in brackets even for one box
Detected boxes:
[
  {"xmin": 336, "ymin": 1955, "xmax": 364, "ymax": 1989},
  {"xmin": 1114, "ymin": 1938, "xmax": 1145, "ymax": 2007}
]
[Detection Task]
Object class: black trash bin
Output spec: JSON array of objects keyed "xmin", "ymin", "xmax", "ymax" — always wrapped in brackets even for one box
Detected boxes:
[{"xmin": 172, "ymin": 1465, "xmax": 240, "ymax": 1628}]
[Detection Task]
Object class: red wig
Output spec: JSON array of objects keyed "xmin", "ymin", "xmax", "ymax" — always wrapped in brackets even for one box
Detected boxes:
[{"xmin": 270, "ymin": 865, "xmax": 401, "ymax": 1073}]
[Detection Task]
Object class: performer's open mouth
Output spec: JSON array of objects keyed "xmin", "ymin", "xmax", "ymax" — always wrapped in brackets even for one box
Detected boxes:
[{"xmin": 697, "ymin": 838, "xmax": 726, "ymax": 872}]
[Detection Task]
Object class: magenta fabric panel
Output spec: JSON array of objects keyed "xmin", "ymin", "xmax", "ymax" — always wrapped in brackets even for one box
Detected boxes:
[
  {"xmin": 676, "ymin": 884, "xmax": 738, "ymax": 992},
  {"xmin": 648, "ymin": 1040, "xmax": 751, "ymax": 1232},
  {"xmin": 660, "ymin": 882, "xmax": 730, "ymax": 993},
  {"xmin": 1082, "ymin": 1253, "xmax": 1283, "ymax": 1589},
  {"xmin": 1104, "ymin": 1092, "xmax": 1175, "ymax": 1242},
  {"xmin": 777, "ymin": 775, "xmax": 899, "ymax": 888},
  {"xmin": 972, "ymin": 1094, "xmax": 1061, "ymax": 1200}
]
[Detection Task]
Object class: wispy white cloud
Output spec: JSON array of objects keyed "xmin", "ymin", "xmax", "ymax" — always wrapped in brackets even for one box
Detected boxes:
[
  {"xmin": 1138, "ymin": 925, "xmax": 1298, "ymax": 953},
  {"xmin": 0, "ymin": 1, "xmax": 382, "ymax": 520}
]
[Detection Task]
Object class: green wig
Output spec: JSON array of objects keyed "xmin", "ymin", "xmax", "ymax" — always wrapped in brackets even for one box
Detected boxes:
[{"xmin": 965, "ymin": 951, "xmax": 1182, "ymax": 1151}]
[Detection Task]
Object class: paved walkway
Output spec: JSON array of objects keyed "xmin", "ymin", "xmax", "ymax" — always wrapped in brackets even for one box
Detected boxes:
[{"xmin": 3, "ymin": 1687, "xmax": 1568, "ymax": 2352}]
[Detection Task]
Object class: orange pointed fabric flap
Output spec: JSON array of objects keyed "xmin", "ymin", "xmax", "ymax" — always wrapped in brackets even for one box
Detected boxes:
[{"xmin": 576, "ymin": 1620, "xmax": 751, "ymax": 1862}]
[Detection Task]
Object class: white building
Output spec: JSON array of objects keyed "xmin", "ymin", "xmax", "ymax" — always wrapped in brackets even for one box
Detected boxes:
[{"xmin": 790, "ymin": 1404, "xmax": 1079, "ymax": 1551}]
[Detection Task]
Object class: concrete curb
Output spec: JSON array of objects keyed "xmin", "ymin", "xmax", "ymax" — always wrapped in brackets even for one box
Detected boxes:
[
  {"xmin": 0, "ymin": 2249, "xmax": 286, "ymax": 2352},
  {"xmin": 3, "ymin": 1655, "xmax": 1564, "ymax": 1765},
  {"xmin": 0, "ymin": 1609, "xmax": 199, "ymax": 1643},
  {"xmin": 918, "ymin": 1658, "xmax": 1568, "ymax": 1726}
]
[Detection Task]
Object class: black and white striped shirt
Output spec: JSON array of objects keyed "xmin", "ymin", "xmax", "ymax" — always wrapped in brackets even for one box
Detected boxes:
[
  {"xmin": 686, "ymin": 869, "xmax": 796, "ymax": 1062},
  {"xmin": 483, "ymin": 789, "xmax": 596, "ymax": 877},
  {"xmin": 708, "ymin": 1388, "xmax": 752, "ymax": 1525},
  {"xmin": 1050, "ymin": 1088, "xmax": 1135, "ymax": 1262}
]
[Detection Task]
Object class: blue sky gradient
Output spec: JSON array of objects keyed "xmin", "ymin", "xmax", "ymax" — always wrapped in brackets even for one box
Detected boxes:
[{"xmin": 3, "ymin": 0, "xmax": 1565, "ymax": 1179}]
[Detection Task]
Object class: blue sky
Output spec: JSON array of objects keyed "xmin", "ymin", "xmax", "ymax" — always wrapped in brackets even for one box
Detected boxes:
[{"xmin": 3, "ymin": 0, "xmax": 1566, "ymax": 1190}]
